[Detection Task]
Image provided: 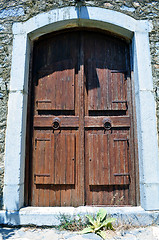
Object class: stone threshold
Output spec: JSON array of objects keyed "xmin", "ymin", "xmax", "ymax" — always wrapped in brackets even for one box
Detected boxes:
[{"xmin": 0, "ymin": 206, "xmax": 159, "ymax": 227}]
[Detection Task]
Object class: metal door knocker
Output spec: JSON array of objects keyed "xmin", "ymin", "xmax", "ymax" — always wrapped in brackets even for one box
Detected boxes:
[
  {"xmin": 52, "ymin": 118, "xmax": 60, "ymax": 130},
  {"xmin": 103, "ymin": 119, "xmax": 111, "ymax": 130}
]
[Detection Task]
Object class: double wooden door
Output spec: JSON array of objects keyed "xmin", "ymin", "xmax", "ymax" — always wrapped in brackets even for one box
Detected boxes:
[{"xmin": 27, "ymin": 29, "xmax": 136, "ymax": 206}]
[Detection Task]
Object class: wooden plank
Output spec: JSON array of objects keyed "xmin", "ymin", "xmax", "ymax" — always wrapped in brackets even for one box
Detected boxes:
[
  {"xmin": 109, "ymin": 133, "xmax": 114, "ymax": 186},
  {"xmin": 54, "ymin": 133, "xmax": 61, "ymax": 184},
  {"xmin": 78, "ymin": 33, "xmax": 85, "ymax": 206},
  {"xmin": 66, "ymin": 134, "xmax": 75, "ymax": 184},
  {"xmin": 106, "ymin": 134, "xmax": 110, "ymax": 185},
  {"xmin": 45, "ymin": 188, "xmax": 50, "ymax": 206},
  {"xmin": 88, "ymin": 134, "xmax": 94, "ymax": 185},
  {"xmin": 34, "ymin": 116, "xmax": 79, "ymax": 128},
  {"xmin": 85, "ymin": 116, "xmax": 130, "ymax": 128},
  {"xmin": 60, "ymin": 133, "xmax": 65, "ymax": 184},
  {"xmin": 61, "ymin": 186, "xmax": 72, "ymax": 206}
]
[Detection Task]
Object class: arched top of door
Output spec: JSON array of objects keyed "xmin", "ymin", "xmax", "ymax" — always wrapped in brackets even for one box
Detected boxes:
[
  {"xmin": 12, "ymin": 6, "xmax": 152, "ymax": 40},
  {"xmin": 4, "ymin": 5, "xmax": 158, "ymax": 212}
]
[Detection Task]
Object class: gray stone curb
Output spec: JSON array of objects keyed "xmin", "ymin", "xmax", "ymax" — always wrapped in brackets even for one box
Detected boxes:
[{"xmin": 0, "ymin": 207, "xmax": 159, "ymax": 227}]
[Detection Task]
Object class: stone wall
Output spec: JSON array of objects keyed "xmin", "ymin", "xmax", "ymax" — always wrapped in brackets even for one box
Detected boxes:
[{"xmin": 0, "ymin": 0, "xmax": 159, "ymax": 208}]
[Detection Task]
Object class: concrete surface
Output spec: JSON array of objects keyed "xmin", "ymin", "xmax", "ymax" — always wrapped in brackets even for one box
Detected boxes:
[
  {"xmin": 0, "ymin": 225, "xmax": 159, "ymax": 240},
  {"xmin": 0, "ymin": 207, "xmax": 159, "ymax": 227}
]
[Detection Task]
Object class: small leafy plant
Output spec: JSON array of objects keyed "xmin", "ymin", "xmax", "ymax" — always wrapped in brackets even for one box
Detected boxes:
[
  {"xmin": 57, "ymin": 213, "xmax": 87, "ymax": 231},
  {"xmin": 79, "ymin": 208, "xmax": 116, "ymax": 239}
]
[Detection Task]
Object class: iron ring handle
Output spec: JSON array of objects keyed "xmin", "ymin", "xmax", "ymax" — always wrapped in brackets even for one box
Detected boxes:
[
  {"xmin": 52, "ymin": 118, "xmax": 60, "ymax": 130},
  {"xmin": 103, "ymin": 119, "xmax": 112, "ymax": 130}
]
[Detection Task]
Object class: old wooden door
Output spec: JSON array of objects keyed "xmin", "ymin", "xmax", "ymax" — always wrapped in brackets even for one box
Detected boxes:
[{"xmin": 27, "ymin": 29, "xmax": 137, "ymax": 206}]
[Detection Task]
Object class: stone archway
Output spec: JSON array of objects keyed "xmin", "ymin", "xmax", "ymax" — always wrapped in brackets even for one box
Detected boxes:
[{"xmin": 3, "ymin": 6, "xmax": 159, "ymax": 211}]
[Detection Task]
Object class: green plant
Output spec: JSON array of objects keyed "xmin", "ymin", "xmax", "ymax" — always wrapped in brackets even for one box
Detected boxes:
[
  {"xmin": 57, "ymin": 213, "xmax": 87, "ymax": 231},
  {"xmin": 79, "ymin": 208, "xmax": 116, "ymax": 239}
]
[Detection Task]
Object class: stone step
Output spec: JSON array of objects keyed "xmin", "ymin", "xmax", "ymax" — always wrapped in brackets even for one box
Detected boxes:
[{"xmin": 0, "ymin": 206, "xmax": 159, "ymax": 227}]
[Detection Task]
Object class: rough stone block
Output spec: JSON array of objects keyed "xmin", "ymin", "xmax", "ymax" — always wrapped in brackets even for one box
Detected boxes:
[
  {"xmin": 0, "ymin": 8, "xmax": 24, "ymax": 19},
  {"xmin": 134, "ymin": 32, "xmax": 153, "ymax": 91},
  {"xmin": 0, "ymin": 25, "xmax": 5, "ymax": 32},
  {"xmin": 4, "ymin": 92, "xmax": 26, "ymax": 185},
  {"xmin": 140, "ymin": 183, "xmax": 159, "ymax": 210},
  {"xmin": 120, "ymin": 6, "xmax": 135, "ymax": 12},
  {"xmin": 10, "ymin": 35, "xmax": 28, "ymax": 91},
  {"xmin": 3, "ymin": 183, "xmax": 24, "ymax": 211},
  {"xmin": 138, "ymin": 91, "xmax": 159, "ymax": 184}
]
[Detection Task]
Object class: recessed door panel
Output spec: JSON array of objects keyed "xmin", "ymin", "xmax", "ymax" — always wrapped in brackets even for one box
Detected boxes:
[
  {"xmin": 87, "ymin": 60, "xmax": 127, "ymax": 111},
  {"xmin": 34, "ymin": 133, "xmax": 51, "ymax": 185},
  {"xmin": 112, "ymin": 136, "xmax": 130, "ymax": 185},
  {"xmin": 51, "ymin": 132, "xmax": 76, "ymax": 185},
  {"xmin": 87, "ymin": 132, "xmax": 130, "ymax": 186},
  {"xmin": 88, "ymin": 133, "xmax": 110, "ymax": 185},
  {"xmin": 36, "ymin": 60, "xmax": 75, "ymax": 110},
  {"xmin": 87, "ymin": 60, "xmax": 111, "ymax": 110},
  {"xmin": 111, "ymin": 72, "xmax": 127, "ymax": 110}
]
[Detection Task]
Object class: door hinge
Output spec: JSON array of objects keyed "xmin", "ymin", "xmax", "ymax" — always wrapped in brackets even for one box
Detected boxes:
[
  {"xmin": 114, "ymin": 173, "xmax": 130, "ymax": 176},
  {"xmin": 35, "ymin": 138, "xmax": 37, "ymax": 150}
]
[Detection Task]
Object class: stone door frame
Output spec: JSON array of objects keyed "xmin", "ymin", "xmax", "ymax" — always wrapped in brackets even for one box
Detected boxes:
[{"xmin": 3, "ymin": 6, "xmax": 159, "ymax": 211}]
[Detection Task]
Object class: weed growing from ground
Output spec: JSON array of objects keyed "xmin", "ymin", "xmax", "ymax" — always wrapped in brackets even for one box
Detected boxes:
[
  {"xmin": 79, "ymin": 208, "xmax": 116, "ymax": 239},
  {"xmin": 57, "ymin": 214, "xmax": 88, "ymax": 231}
]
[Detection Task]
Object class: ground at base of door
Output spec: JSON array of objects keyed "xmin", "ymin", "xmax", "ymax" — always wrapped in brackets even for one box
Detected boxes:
[{"xmin": 0, "ymin": 226, "xmax": 159, "ymax": 240}]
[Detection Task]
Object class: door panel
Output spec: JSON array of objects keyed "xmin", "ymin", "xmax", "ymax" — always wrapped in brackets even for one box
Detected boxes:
[
  {"xmin": 30, "ymin": 31, "xmax": 83, "ymax": 207},
  {"xmin": 51, "ymin": 132, "xmax": 76, "ymax": 185},
  {"xmin": 111, "ymin": 72, "xmax": 127, "ymax": 110},
  {"xmin": 87, "ymin": 131, "xmax": 130, "ymax": 186},
  {"xmin": 112, "ymin": 136, "xmax": 130, "ymax": 185},
  {"xmin": 87, "ymin": 60, "xmax": 111, "ymax": 110},
  {"xmin": 87, "ymin": 61, "xmax": 127, "ymax": 111},
  {"xmin": 88, "ymin": 133, "xmax": 110, "ymax": 185},
  {"xmin": 84, "ymin": 31, "xmax": 135, "ymax": 206},
  {"xmin": 34, "ymin": 133, "xmax": 51, "ymax": 185},
  {"xmin": 34, "ymin": 132, "xmax": 76, "ymax": 185},
  {"xmin": 85, "ymin": 128, "xmax": 131, "ymax": 205},
  {"xmin": 27, "ymin": 29, "xmax": 137, "ymax": 207},
  {"xmin": 36, "ymin": 60, "xmax": 75, "ymax": 110},
  {"xmin": 33, "ymin": 131, "xmax": 77, "ymax": 186}
]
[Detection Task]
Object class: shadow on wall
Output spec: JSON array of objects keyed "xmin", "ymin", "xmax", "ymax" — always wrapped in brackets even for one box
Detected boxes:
[
  {"xmin": 0, "ymin": 167, "xmax": 4, "ymax": 209},
  {"xmin": 75, "ymin": 5, "xmax": 89, "ymax": 19},
  {"xmin": 0, "ymin": 202, "xmax": 22, "ymax": 239},
  {"xmin": 0, "ymin": 193, "xmax": 3, "ymax": 209},
  {"xmin": 4, "ymin": 202, "xmax": 20, "ymax": 226}
]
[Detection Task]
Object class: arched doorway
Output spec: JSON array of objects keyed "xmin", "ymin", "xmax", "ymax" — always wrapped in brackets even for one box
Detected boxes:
[
  {"xmin": 4, "ymin": 6, "xmax": 158, "ymax": 212},
  {"xmin": 25, "ymin": 29, "xmax": 137, "ymax": 206}
]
